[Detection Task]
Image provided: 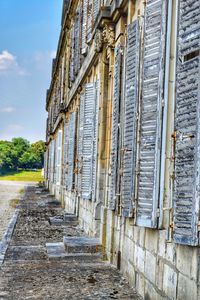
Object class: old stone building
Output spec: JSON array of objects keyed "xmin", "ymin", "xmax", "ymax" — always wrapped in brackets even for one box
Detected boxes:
[{"xmin": 44, "ymin": 0, "xmax": 200, "ymax": 299}]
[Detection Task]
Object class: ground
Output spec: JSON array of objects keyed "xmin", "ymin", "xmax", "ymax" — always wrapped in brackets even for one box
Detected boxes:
[
  {"xmin": 0, "ymin": 185, "xmax": 141, "ymax": 300},
  {"xmin": 0, "ymin": 170, "xmax": 43, "ymax": 182}
]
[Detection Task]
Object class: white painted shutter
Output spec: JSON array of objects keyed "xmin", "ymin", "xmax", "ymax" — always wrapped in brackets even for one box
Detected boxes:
[
  {"xmin": 67, "ymin": 112, "xmax": 77, "ymax": 191},
  {"xmin": 70, "ymin": 24, "xmax": 75, "ymax": 83},
  {"xmin": 87, "ymin": 0, "xmax": 93, "ymax": 43},
  {"xmin": 44, "ymin": 150, "xmax": 47, "ymax": 180},
  {"xmin": 74, "ymin": 7, "xmax": 82, "ymax": 75},
  {"xmin": 121, "ymin": 20, "xmax": 140, "ymax": 217},
  {"xmin": 92, "ymin": 81, "xmax": 99, "ymax": 201},
  {"xmin": 174, "ymin": 0, "xmax": 200, "ymax": 246},
  {"xmin": 109, "ymin": 45, "xmax": 122, "ymax": 210},
  {"xmin": 93, "ymin": 0, "xmax": 101, "ymax": 23},
  {"xmin": 63, "ymin": 121, "xmax": 69, "ymax": 187},
  {"xmin": 136, "ymin": 0, "xmax": 167, "ymax": 228},
  {"xmin": 81, "ymin": 83, "xmax": 97, "ymax": 199},
  {"xmin": 48, "ymin": 143, "xmax": 51, "ymax": 181},
  {"xmin": 56, "ymin": 130, "xmax": 62, "ymax": 185},
  {"xmin": 51, "ymin": 140, "xmax": 56, "ymax": 183},
  {"xmin": 82, "ymin": 0, "xmax": 88, "ymax": 55},
  {"xmin": 77, "ymin": 93, "xmax": 85, "ymax": 194}
]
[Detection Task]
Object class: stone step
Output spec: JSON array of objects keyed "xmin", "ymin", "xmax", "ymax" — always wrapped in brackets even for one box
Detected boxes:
[
  {"xmin": 64, "ymin": 213, "xmax": 78, "ymax": 223},
  {"xmin": 49, "ymin": 214, "xmax": 78, "ymax": 226},
  {"xmin": 46, "ymin": 242, "xmax": 102, "ymax": 262},
  {"xmin": 63, "ymin": 236, "xmax": 102, "ymax": 254}
]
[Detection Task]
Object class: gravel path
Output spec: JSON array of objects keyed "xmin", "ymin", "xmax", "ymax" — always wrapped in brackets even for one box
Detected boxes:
[{"xmin": 0, "ymin": 181, "xmax": 36, "ymax": 240}]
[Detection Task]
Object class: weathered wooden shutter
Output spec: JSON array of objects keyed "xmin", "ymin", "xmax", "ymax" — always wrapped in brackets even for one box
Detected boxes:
[
  {"xmin": 77, "ymin": 93, "xmax": 85, "ymax": 194},
  {"xmin": 92, "ymin": 81, "xmax": 99, "ymax": 201},
  {"xmin": 63, "ymin": 121, "xmax": 69, "ymax": 187},
  {"xmin": 56, "ymin": 130, "xmax": 62, "ymax": 185},
  {"xmin": 67, "ymin": 112, "xmax": 77, "ymax": 191},
  {"xmin": 109, "ymin": 45, "xmax": 123, "ymax": 210},
  {"xmin": 93, "ymin": 0, "xmax": 101, "ymax": 23},
  {"xmin": 60, "ymin": 56, "xmax": 65, "ymax": 103},
  {"xmin": 70, "ymin": 24, "xmax": 75, "ymax": 83},
  {"xmin": 81, "ymin": 83, "xmax": 96, "ymax": 199},
  {"xmin": 136, "ymin": 0, "xmax": 167, "ymax": 228},
  {"xmin": 47, "ymin": 148, "xmax": 50, "ymax": 181},
  {"xmin": 74, "ymin": 7, "xmax": 82, "ymax": 75},
  {"xmin": 51, "ymin": 139, "xmax": 56, "ymax": 184},
  {"xmin": 82, "ymin": 0, "xmax": 88, "ymax": 55},
  {"xmin": 44, "ymin": 150, "xmax": 47, "ymax": 180},
  {"xmin": 121, "ymin": 20, "xmax": 140, "ymax": 217},
  {"xmin": 174, "ymin": 0, "xmax": 200, "ymax": 246},
  {"xmin": 87, "ymin": 0, "xmax": 93, "ymax": 43}
]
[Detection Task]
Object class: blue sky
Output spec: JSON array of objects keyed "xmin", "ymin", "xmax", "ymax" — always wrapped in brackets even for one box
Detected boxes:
[{"xmin": 0, "ymin": 0, "xmax": 63, "ymax": 142}]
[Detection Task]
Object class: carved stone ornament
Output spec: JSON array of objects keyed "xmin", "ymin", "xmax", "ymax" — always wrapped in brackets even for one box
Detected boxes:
[
  {"xmin": 103, "ymin": 24, "xmax": 115, "ymax": 49},
  {"xmin": 94, "ymin": 29, "xmax": 103, "ymax": 53}
]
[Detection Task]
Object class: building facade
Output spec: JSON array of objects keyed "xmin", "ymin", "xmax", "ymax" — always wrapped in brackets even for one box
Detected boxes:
[{"xmin": 45, "ymin": 0, "xmax": 200, "ymax": 299}]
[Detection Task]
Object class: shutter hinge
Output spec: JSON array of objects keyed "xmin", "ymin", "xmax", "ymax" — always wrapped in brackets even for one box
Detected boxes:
[
  {"xmin": 162, "ymin": 99, "xmax": 165, "ymax": 107},
  {"xmin": 157, "ymin": 209, "xmax": 160, "ymax": 217},
  {"xmin": 198, "ymin": 222, "xmax": 200, "ymax": 231},
  {"xmin": 171, "ymin": 132, "xmax": 176, "ymax": 141}
]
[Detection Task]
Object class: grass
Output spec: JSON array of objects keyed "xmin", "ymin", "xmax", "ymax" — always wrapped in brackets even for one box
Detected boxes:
[
  {"xmin": 9, "ymin": 198, "xmax": 20, "ymax": 208},
  {"xmin": 0, "ymin": 169, "xmax": 44, "ymax": 182}
]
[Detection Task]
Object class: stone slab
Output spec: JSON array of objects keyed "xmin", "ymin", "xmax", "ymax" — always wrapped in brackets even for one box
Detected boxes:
[
  {"xmin": 49, "ymin": 214, "xmax": 78, "ymax": 226},
  {"xmin": 46, "ymin": 242, "xmax": 102, "ymax": 261},
  {"xmin": 0, "ymin": 209, "xmax": 19, "ymax": 267},
  {"xmin": 63, "ymin": 236, "xmax": 102, "ymax": 254}
]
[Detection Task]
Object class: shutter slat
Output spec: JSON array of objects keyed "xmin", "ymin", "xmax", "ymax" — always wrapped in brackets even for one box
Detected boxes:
[
  {"xmin": 81, "ymin": 83, "xmax": 97, "ymax": 200},
  {"xmin": 53, "ymin": 139, "xmax": 57, "ymax": 184},
  {"xmin": 136, "ymin": 0, "xmax": 167, "ymax": 228},
  {"xmin": 77, "ymin": 93, "xmax": 85, "ymax": 194},
  {"xmin": 87, "ymin": 0, "xmax": 93, "ymax": 43},
  {"xmin": 70, "ymin": 24, "xmax": 75, "ymax": 82},
  {"xmin": 174, "ymin": 0, "xmax": 200, "ymax": 246},
  {"xmin": 74, "ymin": 6, "xmax": 82, "ymax": 75},
  {"xmin": 56, "ymin": 130, "xmax": 62, "ymax": 185},
  {"xmin": 93, "ymin": 0, "xmax": 101, "ymax": 22},
  {"xmin": 82, "ymin": 0, "xmax": 88, "ymax": 55},
  {"xmin": 92, "ymin": 81, "xmax": 99, "ymax": 201},
  {"xmin": 63, "ymin": 122, "xmax": 69, "ymax": 187},
  {"xmin": 109, "ymin": 45, "xmax": 122, "ymax": 210},
  {"xmin": 67, "ymin": 112, "xmax": 76, "ymax": 191},
  {"xmin": 121, "ymin": 20, "xmax": 140, "ymax": 217}
]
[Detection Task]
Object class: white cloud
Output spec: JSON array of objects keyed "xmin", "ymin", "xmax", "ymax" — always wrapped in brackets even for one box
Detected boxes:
[
  {"xmin": 34, "ymin": 50, "xmax": 56, "ymax": 62},
  {"xmin": 0, "ymin": 50, "xmax": 28, "ymax": 76},
  {"xmin": 7, "ymin": 124, "xmax": 24, "ymax": 132},
  {"xmin": 0, "ymin": 124, "xmax": 24, "ymax": 141},
  {"xmin": 0, "ymin": 50, "xmax": 17, "ymax": 71},
  {"xmin": 0, "ymin": 106, "xmax": 15, "ymax": 113},
  {"xmin": 50, "ymin": 51, "xmax": 57, "ymax": 59}
]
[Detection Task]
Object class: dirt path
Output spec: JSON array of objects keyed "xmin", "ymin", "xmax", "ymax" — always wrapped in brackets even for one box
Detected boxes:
[{"xmin": 0, "ymin": 181, "xmax": 36, "ymax": 240}]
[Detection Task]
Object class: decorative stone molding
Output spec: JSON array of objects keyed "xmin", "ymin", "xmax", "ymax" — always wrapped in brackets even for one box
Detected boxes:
[
  {"xmin": 94, "ymin": 29, "xmax": 103, "ymax": 53},
  {"xmin": 103, "ymin": 24, "xmax": 115, "ymax": 49}
]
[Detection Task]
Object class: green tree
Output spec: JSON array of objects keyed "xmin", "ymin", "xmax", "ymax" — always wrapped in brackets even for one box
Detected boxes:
[
  {"xmin": 0, "ymin": 138, "xmax": 45, "ymax": 173},
  {"xmin": 12, "ymin": 137, "xmax": 30, "ymax": 157},
  {"xmin": 19, "ymin": 150, "xmax": 40, "ymax": 169},
  {"xmin": 31, "ymin": 140, "xmax": 45, "ymax": 166},
  {"xmin": 0, "ymin": 141, "xmax": 18, "ymax": 173}
]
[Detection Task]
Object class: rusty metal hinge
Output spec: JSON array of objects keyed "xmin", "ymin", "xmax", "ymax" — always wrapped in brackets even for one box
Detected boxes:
[{"xmin": 198, "ymin": 222, "xmax": 200, "ymax": 231}]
